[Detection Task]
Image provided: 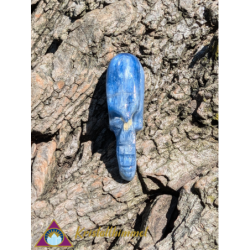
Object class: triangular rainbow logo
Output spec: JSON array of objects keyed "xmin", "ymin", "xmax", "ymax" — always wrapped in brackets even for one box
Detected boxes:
[{"xmin": 35, "ymin": 219, "xmax": 73, "ymax": 247}]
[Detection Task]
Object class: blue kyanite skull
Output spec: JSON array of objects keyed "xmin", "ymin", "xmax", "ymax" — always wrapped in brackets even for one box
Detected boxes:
[{"xmin": 106, "ymin": 53, "xmax": 145, "ymax": 181}]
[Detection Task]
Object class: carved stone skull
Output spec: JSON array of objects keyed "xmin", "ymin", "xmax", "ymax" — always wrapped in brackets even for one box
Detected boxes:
[{"xmin": 106, "ymin": 53, "xmax": 144, "ymax": 181}]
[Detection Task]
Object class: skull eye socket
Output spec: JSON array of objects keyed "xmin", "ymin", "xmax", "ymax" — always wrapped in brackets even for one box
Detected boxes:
[
  {"xmin": 110, "ymin": 110, "xmax": 122, "ymax": 119},
  {"xmin": 110, "ymin": 111, "xmax": 124, "ymax": 129}
]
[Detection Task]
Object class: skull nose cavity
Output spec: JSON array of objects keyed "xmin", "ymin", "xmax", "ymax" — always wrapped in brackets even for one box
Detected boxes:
[
  {"xmin": 123, "ymin": 114, "xmax": 129, "ymax": 123},
  {"xmin": 121, "ymin": 112, "xmax": 131, "ymax": 123},
  {"xmin": 123, "ymin": 118, "xmax": 132, "ymax": 131}
]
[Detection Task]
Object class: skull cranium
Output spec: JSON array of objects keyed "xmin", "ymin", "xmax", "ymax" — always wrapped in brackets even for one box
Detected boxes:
[{"xmin": 106, "ymin": 53, "xmax": 144, "ymax": 181}]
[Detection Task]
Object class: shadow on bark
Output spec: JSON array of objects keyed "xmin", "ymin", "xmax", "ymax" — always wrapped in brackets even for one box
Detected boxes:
[
  {"xmin": 80, "ymin": 70, "xmax": 126, "ymax": 184},
  {"xmin": 31, "ymin": 1, "xmax": 39, "ymax": 14},
  {"xmin": 45, "ymin": 39, "xmax": 63, "ymax": 54}
]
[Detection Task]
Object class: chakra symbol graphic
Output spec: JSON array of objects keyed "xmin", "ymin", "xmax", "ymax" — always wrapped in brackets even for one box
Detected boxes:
[
  {"xmin": 45, "ymin": 228, "xmax": 64, "ymax": 246},
  {"xmin": 35, "ymin": 220, "xmax": 73, "ymax": 247}
]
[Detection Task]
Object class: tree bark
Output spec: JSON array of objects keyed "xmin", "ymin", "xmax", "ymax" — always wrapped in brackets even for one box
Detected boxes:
[{"xmin": 31, "ymin": 0, "xmax": 218, "ymax": 249}]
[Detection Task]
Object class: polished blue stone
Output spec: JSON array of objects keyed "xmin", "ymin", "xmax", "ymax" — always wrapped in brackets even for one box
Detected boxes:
[{"xmin": 106, "ymin": 53, "xmax": 144, "ymax": 181}]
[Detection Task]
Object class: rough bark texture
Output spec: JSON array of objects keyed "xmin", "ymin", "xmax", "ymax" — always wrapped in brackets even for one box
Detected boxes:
[{"xmin": 31, "ymin": 0, "xmax": 218, "ymax": 249}]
